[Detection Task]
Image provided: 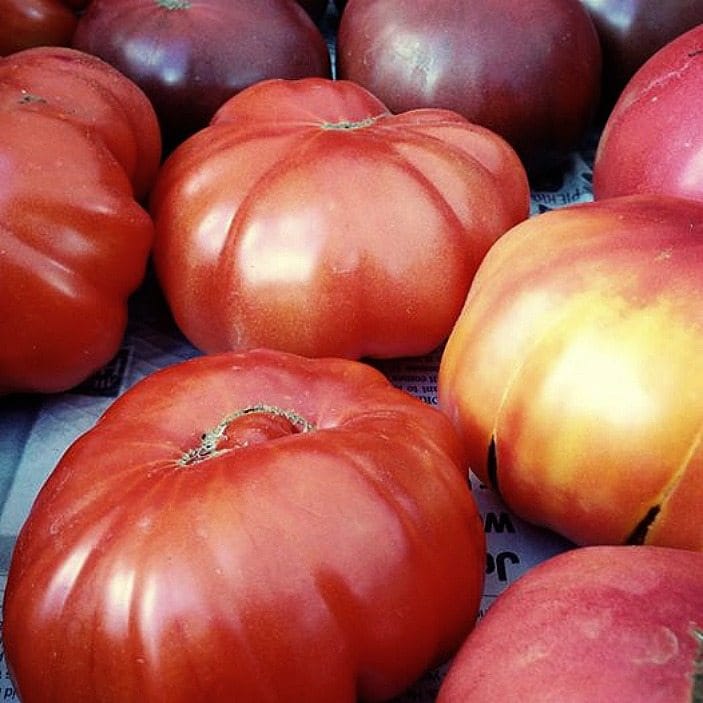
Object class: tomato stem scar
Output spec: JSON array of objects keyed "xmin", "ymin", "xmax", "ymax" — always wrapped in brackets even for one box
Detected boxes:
[
  {"xmin": 178, "ymin": 404, "xmax": 314, "ymax": 466},
  {"xmin": 322, "ymin": 117, "xmax": 376, "ymax": 131}
]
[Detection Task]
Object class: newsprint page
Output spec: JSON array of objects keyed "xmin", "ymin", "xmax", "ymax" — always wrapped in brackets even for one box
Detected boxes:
[{"xmin": 0, "ymin": 145, "xmax": 595, "ymax": 701}]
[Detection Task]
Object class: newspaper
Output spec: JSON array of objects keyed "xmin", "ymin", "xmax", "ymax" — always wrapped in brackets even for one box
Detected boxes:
[{"xmin": 0, "ymin": 141, "xmax": 595, "ymax": 700}]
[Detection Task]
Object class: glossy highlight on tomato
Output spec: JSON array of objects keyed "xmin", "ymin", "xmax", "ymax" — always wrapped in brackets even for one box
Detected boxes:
[
  {"xmin": 150, "ymin": 77, "xmax": 530, "ymax": 360},
  {"xmin": 3, "ymin": 348, "xmax": 486, "ymax": 703}
]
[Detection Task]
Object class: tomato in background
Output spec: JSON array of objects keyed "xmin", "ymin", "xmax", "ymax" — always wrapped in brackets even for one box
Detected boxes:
[
  {"xmin": 0, "ymin": 47, "xmax": 160, "ymax": 395},
  {"xmin": 438, "ymin": 195, "xmax": 703, "ymax": 550},
  {"xmin": 593, "ymin": 24, "xmax": 703, "ymax": 204},
  {"xmin": 0, "ymin": 0, "xmax": 90, "ymax": 56},
  {"xmin": 150, "ymin": 77, "xmax": 530, "ymax": 361},
  {"xmin": 337, "ymin": 0, "xmax": 601, "ymax": 176},
  {"xmin": 579, "ymin": 0, "xmax": 703, "ymax": 112},
  {"xmin": 72, "ymin": 0, "xmax": 331, "ymax": 149},
  {"xmin": 3, "ymin": 348, "xmax": 486, "ymax": 703},
  {"xmin": 438, "ymin": 546, "xmax": 703, "ymax": 703}
]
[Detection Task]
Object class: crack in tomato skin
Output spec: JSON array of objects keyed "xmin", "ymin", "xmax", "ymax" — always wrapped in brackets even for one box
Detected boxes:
[{"xmin": 178, "ymin": 404, "xmax": 315, "ymax": 466}]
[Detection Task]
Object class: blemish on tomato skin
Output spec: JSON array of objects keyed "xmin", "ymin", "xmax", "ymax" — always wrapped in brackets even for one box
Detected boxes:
[
  {"xmin": 654, "ymin": 247, "xmax": 674, "ymax": 261},
  {"xmin": 693, "ymin": 626, "xmax": 703, "ymax": 701}
]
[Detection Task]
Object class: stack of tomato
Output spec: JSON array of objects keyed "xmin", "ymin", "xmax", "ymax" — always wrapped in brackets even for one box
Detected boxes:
[{"xmin": 1, "ymin": 1, "xmax": 702, "ymax": 701}]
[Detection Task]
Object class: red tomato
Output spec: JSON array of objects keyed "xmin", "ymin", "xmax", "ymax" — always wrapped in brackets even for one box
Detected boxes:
[
  {"xmin": 593, "ymin": 24, "xmax": 703, "ymax": 203},
  {"xmin": 439, "ymin": 546, "xmax": 703, "ymax": 703},
  {"xmin": 0, "ymin": 0, "xmax": 90, "ymax": 56},
  {"xmin": 3, "ymin": 348, "xmax": 486, "ymax": 703},
  {"xmin": 337, "ymin": 0, "xmax": 601, "ymax": 175},
  {"xmin": 150, "ymin": 77, "xmax": 530, "ymax": 360},
  {"xmin": 72, "ymin": 0, "xmax": 331, "ymax": 148},
  {"xmin": 438, "ymin": 195, "xmax": 703, "ymax": 550},
  {"xmin": 579, "ymin": 0, "xmax": 703, "ymax": 110},
  {"xmin": 0, "ymin": 47, "xmax": 160, "ymax": 395}
]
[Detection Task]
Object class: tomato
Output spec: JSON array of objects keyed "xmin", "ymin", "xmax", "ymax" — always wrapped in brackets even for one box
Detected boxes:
[
  {"xmin": 150, "ymin": 77, "xmax": 530, "ymax": 360},
  {"xmin": 593, "ymin": 24, "xmax": 703, "ymax": 203},
  {"xmin": 72, "ymin": 0, "xmax": 332, "ymax": 148},
  {"xmin": 438, "ymin": 546, "xmax": 703, "ymax": 703},
  {"xmin": 580, "ymin": 0, "xmax": 703, "ymax": 111},
  {"xmin": 438, "ymin": 195, "xmax": 703, "ymax": 550},
  {"xmin": 0, "ymin": 0, "xmax": 90, "ymax": 56},
  {"xmin": 336, "ymin": 0, "xmax": 601, "ymax": 175},
  {"xmin": 0, "ymin": 47, "xmax": 160, "ymax": 395},
  {"xmin": 3, "ymin": 348, "xmax": 486, "ymax": 703}
]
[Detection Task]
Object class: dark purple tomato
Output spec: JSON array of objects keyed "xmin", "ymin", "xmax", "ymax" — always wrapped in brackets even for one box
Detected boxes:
[
  {"xmin": 336, "ymin": 0, "xmax": 601, "ymax": 175},
  {"xmin": 580, "ymin": 0, "xmax": 703, "ymax": 111},
  {"xmin": 73, "ymin": 0, "xmax": 331, "ymax": 148}
]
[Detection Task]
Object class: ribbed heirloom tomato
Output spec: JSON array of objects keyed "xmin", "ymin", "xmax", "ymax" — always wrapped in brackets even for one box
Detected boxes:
[
  {"xmin": 3, "ymin": 349, "xmax": 486, "ymax": 703},
  {"xmin": 0, "ymin": 46, "xmax": 160, "ymax": 395},
  {"xmin": 438, "ymin": 195, "xmax": 703, "ymax": 550},
  {"xmin": 150, "ymin": 77, "xmax": 530, "ymax": 360}
]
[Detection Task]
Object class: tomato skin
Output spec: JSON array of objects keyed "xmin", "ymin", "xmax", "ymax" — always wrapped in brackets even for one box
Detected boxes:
[
  {"xmin": 3, "ymin": 348, "xmax": 486, "ymax": 703},
  {"xmin": 438, "ymin": 546, "xmax": 703, "ymax": 703},
  {"xmin": 72, "ymin": 0, "xmax": 331, "ymax": 148},
  {"xmin": 579, "ymin": 0, "xmax": 703, "ymax": 110},
  {"xmin": 438, "ymin": 195, "xmax": 703, "ymax": 550},
  {"xmin": 593, "ymin": 24, "xmax": 703, "ymax": 203},
  {"xmin": 337, "ymin": 0, "xmax": 601, "ymax": 174},
  {"xmin": 150, "ymin": 77, "xmax": 529, "ymax": 360},
  {"xmin": 0, "ymin": 47, "xmax": 160, "ymax": 395},
  {"xmin": 0, "ymin": 0, "xmax": 90, "ymax": 56}
]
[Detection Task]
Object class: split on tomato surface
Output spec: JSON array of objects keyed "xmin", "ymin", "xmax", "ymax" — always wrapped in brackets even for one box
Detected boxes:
[
  {"xmin": 0, "ymin": 46, "xmax": 161, "ymax": 395},
  {"xmin": 3, "ymin": 348, "xmax": 486, "ymax": 703},
  {"xmin": 150, "ymin": 76, "xmax": 531, "ymax": 362},
  {"xmin": 438, "ymin": 194, "xmax": 703, "ymax": 551}
]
